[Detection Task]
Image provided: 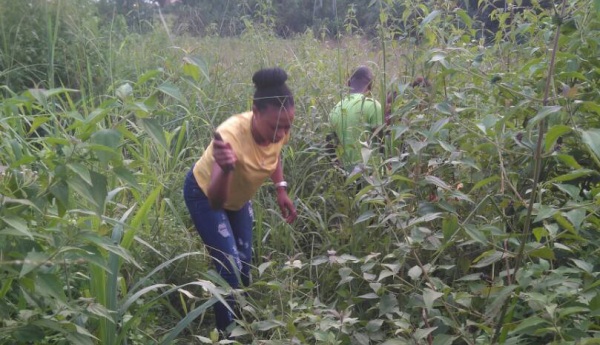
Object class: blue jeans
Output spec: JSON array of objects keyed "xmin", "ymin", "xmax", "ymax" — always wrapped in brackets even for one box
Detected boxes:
[{"xmin": 183, "ymin": 169, "xmax": 254, "ymax": 333}]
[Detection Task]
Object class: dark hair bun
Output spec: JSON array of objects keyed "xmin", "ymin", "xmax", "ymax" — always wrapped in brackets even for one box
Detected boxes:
[{"xmin": 252, "ymin": 67, "xmax": 288, "ymax": 89}]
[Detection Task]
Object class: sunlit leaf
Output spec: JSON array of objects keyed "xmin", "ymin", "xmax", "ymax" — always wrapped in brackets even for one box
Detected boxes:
[
  {"xmin": 544, "ymin": 125, "xmax": 571, "ymax": 152},
  {"xmin": 580, "ymin": 129, "xmax": 600, "ymax": 161},
  {"xmin": 549, "ymin": 169, "xmax": 597, "ymax": 183},
  {"xmin": 423, "ymin": 288, "xmax": 443, "ymax": 309},
  {"xmin": 529, "ymin": 246, "xmax": 555, "ymax": 260},
  {"xmin": 408, "ymin": 265, "xmax": 423, "ymax": 280},
  {"xmin": 253, "ymin": 320, "xmax": 284, "ymax": 331},
  {"xmin": 571, "ymin": 259, "xmax": 593, "ymax": 273},
  {"xmin": 527, "ymin": 106, "xmax": 562, "ymax": 128},
  {"xmin": 116, "ymin": 83, "xmax": 133, "ymax": 100},
  {"xmin": 472, "ymin": 250, "xmax": 505, "ymax": 268}
]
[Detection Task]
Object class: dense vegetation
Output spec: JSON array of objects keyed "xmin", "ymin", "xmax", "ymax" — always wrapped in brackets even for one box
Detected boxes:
[{"xmin": 1, "ymin": 0, "xmax": 600, "ymax": 344}]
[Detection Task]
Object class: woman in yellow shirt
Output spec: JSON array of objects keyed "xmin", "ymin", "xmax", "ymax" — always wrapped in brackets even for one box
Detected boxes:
[{"xmin": 183, "ymin": 67, "xmax": 297, "ymax": 337}]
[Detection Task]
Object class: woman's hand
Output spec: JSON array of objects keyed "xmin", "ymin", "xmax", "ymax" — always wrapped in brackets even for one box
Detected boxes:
[
  {"xmin": 212, "ymin": 137, "xmax": 237, "ymax": 173},
  {"xmin": 276, "ymin": 189, "xmax": 297, "ymax": 223}
]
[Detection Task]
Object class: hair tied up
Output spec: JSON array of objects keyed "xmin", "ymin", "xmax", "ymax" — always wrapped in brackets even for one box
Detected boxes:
[{"xmin": 252, "ymin": 67, "xmax": 288, "ymax": 90}]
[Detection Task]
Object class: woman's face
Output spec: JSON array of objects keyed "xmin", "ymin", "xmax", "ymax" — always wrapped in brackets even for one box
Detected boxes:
[{"xmin": 253, "ymin": 104, "xmax": 295, "ymax": 144}]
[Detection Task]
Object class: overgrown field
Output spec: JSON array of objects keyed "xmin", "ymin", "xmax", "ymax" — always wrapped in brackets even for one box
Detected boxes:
[{"xmin": 1, "ymin": 0, "xmax": 600, "ymax": 344}]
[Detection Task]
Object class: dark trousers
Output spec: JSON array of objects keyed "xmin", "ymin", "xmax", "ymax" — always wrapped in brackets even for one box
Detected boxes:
[{"xmin": 182, "ymin": 169, "xmax": 253, "ymax": 333}]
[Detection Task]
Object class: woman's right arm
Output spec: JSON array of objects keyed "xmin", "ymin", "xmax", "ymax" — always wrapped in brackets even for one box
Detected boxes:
[{"xmin": 207, "ymin": 138, "xmax": 237, "ymax": 209}]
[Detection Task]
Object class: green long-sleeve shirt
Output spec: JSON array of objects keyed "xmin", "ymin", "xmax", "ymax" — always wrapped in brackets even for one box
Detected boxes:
[{"xmin": 328, "ymin": 93, "xmax": 383, "ymax": 166}]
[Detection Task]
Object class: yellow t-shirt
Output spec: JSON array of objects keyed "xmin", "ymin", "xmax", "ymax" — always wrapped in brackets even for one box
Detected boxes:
[{"xmin": 193, "ymin": 111, "xmax": 289, "ymax": 210}]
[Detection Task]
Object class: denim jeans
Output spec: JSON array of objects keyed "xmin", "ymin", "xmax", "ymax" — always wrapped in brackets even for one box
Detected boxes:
[{"xmin": 182, "ymin": 169, "xmax": 254, "ymax": 333}]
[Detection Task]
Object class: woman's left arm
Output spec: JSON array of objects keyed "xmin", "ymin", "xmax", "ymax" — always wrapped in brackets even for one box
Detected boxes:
[{"xmin": 271, "ymin": 156, "xmax": 297, "ymax": 223}]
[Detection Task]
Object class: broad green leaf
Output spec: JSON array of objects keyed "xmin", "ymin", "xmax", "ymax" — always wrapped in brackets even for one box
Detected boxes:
[
  {"xmin": 553, "ymin": 183, "xmax": 581, "ymax": 200},
  {"xmin": 358, "ymin": 293, "xmax": 379, "ymax": 299},
  {"xmin": 157, "ymin": 82, "xmax": 187, "ymax": 105},
  {"xmin": 20, "ymin": 251, "xmax": 50, "ymax": 277},
  {"xmin": 434, "ymin": 102, "xmax": 453, "ymax": 115},
  {"xmin": 137, "ymin": 69, "xmax": 162, "ymax": 85},
  {"xmin": 429, "ymin": 117, "xmax": 450, "ymax": 134},
  {"xmin": 423, "ymin": 288, "xmax": 443, "ymax": 309},
  {"xmin": 381, "ymin": 340, "xmax": 409, "ymax": 345},
  {"xmin": 29, "ymin": 116, "xmax": 50, "ymax": 135},
  {"xmin": 442, "ymin": 215, "xmax": 458, "ymax": 242},
  {"xmin": 463, "ymin": 225, "xmax": 487, "ymax": 245},
  {"xmin": 258, "ymin": 261, "xmax": 273, "ymax": 277},
  {"xmin": 366, "ymin": 319, "xmax": 384, "ymax": 332},
  {"xmin": 12, "ymin": 324, "xmax": 45, "ymax": 342},
  {"xmin": 486, "ymin": 286, "xmax": 517, "ymax": 321},
  {"xmin": 565, "ymin": 208, "xmax": 586, "ymax": 230},
  {"xmin": 407, "ymin": 139, "xmax": 428, "ymax": 153},
  {"xmin": 527, "ymin": 106, "xmax": 562, "ymax": 128},
  {"xmin": 424, "ymin": 175, "xmax": 451, "ymax": 190},
  {"xmin": 529, "ymin": 246, "xmax": 555, "ymax": 260},
  {"xmin": 0, "ymin": 215, "xmax": 32, "ymax": 239},
  {"xmin": 533, "ymin": 205, "xmax": 557, "ymax": 223},
  {"xmin": 183, "ymin": 55, "xmax": 210, "ymax": 81},
  {"xmin": 0, "ymin": 278, "xmax": 13, "ymax": 298},
  {"xmin": 116, "ymin": 83, "xmax": 133, "ymax": 100},
  {"xmin": 408, "ymin": 213, "xmax": 443, "ymax": 227},
  {"xmin": 113, "ymin": 166, "xmax": 140, "ymax": 190},
  {"xmin": 379, "ymin": 293, "xmax": 398, "ymax": 315},
  {"xmin": 91, "ymin": 129, "xmax": 122, "ymax": 148},
  {"xmin": 544, "ymin": 125, "xmax": 571, "ymax": 152},
  {"xmin": 469, "ymin": 175, "xmax": 500, "ymax": 193},
  {"xmin": 457, "ymin": 273, "xmax": 482, "ymax": 281},
  {"xmin": 549, "ymin": 169, "xmax": 597, "ymax": 183},
  {"xmin": 408, "ymin": 265, "xmax": 423, "ymax": 280},
  {"xmin": 253, "ymin": 320, "xmax": 284, "ymax": 331},
  {"xmin": 36, "ymin": 273, "xmax": 67, "ymax": 302},
  {"xmin": 554, "ymin": 154, "xmax": 582, "ymax": 169},
  {"xmin": 355, "ymin": 332, "xmax": 370, "ymax": 345},
  {"xmin": 90, "ymin": 171, "xmax": 108, "ymax": 215},
  {"xmin": 86, "ymin": 303, "xmax": 115, "ymax": 324},
  {"xmin": 571, "ymin": 259, "xmax": 593, "ymax": 273},
  {"xmin": 229, "ymin": 327, "xmax": 250, "ymax": 338},
  {"xmin": 68, "ymin": 163, "xmax": 92, "ymax": 184},
  {"xmin": 415, "ymin": 327, "xmax": 438, "ymax": 342},
  {"xmin": 392, "ymin": 125, "xmax": 409, "ymax": 139},
  {"xmin": 472, "ymin": 250, "xmax": 505, "ymax": 268},
  {"xmin": 81, "ymin": 233, "xmax": 140, "ymax": 268},
  {"xmin": 455, "ymin": 9, "xmax": 472, "ymax": 28},
  {"xmin": 511, "ymin": 317, "xmax": 550, "ymax": 334},
  {"xmin": 140, "ymin": 118, "xmax": 168, "ymax": 151},
  {"xmin": 580, "ymin": 129, "xmax": 600, "ymax": 161},
  {"xmin": 554, "ymin": 213, "xmax": 576, "ymax": 233},
  {"xmin": 558, "ymin": 306, "xmax": 589, "ymax": 318},
  {"xmin": 433, "ymin": 334, "xmax": 458, "ymax": 345}
]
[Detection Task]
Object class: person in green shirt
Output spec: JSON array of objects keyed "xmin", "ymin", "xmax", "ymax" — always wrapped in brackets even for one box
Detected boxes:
[{"xmin": 328, "ymin": 66, "xmax": 383, "ymax": 171}]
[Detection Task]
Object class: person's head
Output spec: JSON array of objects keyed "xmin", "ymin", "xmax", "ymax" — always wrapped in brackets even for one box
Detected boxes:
[
  {"xmin": 348, "ymin": 66, "xmax": 374, "ymax": 94},
  {"xmin": 251, "ymin": 67, "xmax": 295, "ymax": 144}
]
